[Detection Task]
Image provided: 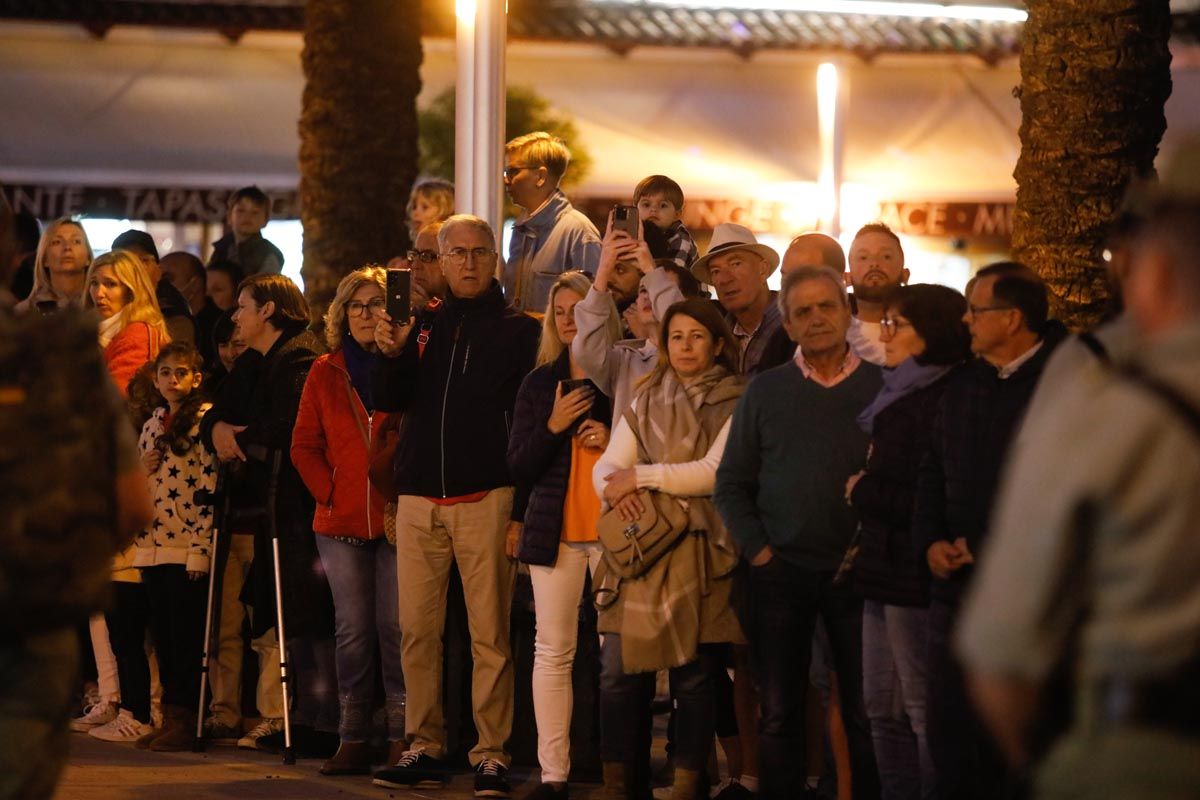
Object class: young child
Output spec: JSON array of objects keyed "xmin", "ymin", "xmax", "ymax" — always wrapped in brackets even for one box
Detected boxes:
[
  {"xmin": 406, "ymin": 178, "xmax": 455, "ymax": 240},
  {"xmin": 131, "ymin": 342, "xmax": 217, "ymax": 751},
  {"xmin": 208, "ymin": 187, "xmax": 284, "ymax": 276},
  {"xmin": 633, "ymin": 174, "xmax": 697, "ymax": 269}
]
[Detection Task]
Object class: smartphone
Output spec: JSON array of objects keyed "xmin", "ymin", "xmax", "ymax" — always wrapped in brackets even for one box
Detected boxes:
[
  {"xmin": 612, "ymin": 204, "xmax": 640, "ymax": 239},
  {"xmin": 560, "ymin": 378, "xmax": 594, "ymax": 420},
  {"xmin": 386, "ymin": 268, "xmax": 412, "ymax": 322}
]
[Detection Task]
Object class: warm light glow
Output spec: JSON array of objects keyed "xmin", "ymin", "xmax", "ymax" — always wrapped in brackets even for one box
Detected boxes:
[
  {"xmin": 816, "ymin": 62, "xmax": 839, "ymax": 229},
  {"xmin": 635, "ymin": 0, "xmax": 1027, "ymax": 22},
  {"xmin": 456, "ymin": 0, "xmax": 478, "ymax": 22}
]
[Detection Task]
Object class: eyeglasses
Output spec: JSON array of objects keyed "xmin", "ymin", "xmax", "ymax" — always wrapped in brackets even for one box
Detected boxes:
[
  {"xmin": 503, "ymin": 164, "xmax": 536, "ymax": 180},
  {"xmin": 346, "ymin": 298, "xmax": 386, "ymax": 317},
  {"xmin": 966, "ymin": 304, "xmax": 1014, "ymax": 317},
  {"xmin": 879, "ymin": 317, "xmax": 912, "ymax": 337},
  {"xmin": 442, "ymin": 247, "xmax": 497, "ymax": 265},
  {"xmin": 407, "ymin": 249, "xmax": 439, "ymax": 264}
]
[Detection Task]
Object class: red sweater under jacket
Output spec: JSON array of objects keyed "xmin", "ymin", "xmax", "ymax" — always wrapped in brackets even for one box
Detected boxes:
[{"xmin": 291, "ymin": 349, "xmax": 392, "ymax": 540}]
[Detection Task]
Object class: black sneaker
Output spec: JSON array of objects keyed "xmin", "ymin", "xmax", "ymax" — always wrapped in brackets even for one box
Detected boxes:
[
  {"xmin": 373, "ymin": 748, "xmax": 449, "ymax": 790},
  {"xmin": 473, "ymin": 759, "xmax": 511, "ymax": 798}
]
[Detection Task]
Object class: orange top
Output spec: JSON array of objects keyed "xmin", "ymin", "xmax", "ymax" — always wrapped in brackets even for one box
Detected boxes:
[{"xmin": 561, "ymin": 437, "xmax": 602, "ymax": 543}]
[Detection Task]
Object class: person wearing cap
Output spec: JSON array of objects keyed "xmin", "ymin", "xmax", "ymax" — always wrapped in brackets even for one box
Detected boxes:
[
  {"xmin": 715, "ymin": 264, "xmax": 884, "ymax": 800},
  {"xmin": 957, "ymin": 142, "xmax": 1200, "ymax": 798},
  {"xmin": 691, "ymin": 222, "xmax": 793, "ymax": 375},
  {"xmin": 111, "ymin": 229, "xmax": 194, "ymax": 345}
]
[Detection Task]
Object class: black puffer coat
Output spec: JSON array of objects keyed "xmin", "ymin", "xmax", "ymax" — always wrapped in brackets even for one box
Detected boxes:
[
  {"xmin": 848, "ymin": 372, "xmax": 954, "ymax": 607},
  {"xmin": 508, "ymin": 350, "xmax": 612, "ymax": 567}
]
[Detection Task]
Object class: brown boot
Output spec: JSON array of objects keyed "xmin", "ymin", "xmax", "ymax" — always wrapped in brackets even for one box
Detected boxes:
[
  {"xmin": 386, "ymin": 739, "xmax": 410, "ymax": 766},
  {"xmin": 150, "ymin": 706, "xmax": 198, "ymax": 752},
  {"xmin": 670, "ymin": 768, "xmax": 703, "ymax": 800},
  {"xmin": 319, "ymin": 740, "xmax": 372, "ymax": 775},
  {"xmin": 598, "ymin": 762, "xmax": 627, "ymax": 800},
  {"xmin": 135, "ymin": 706, "xmax": 177, "ymax": 750}
]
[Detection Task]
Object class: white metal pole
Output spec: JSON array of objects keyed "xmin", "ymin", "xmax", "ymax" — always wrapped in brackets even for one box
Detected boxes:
[
  {"xmin": 455, "ymin": 0, "xmax": 507, "ymax": 237},
  {"xmin": 817, "ymin": 61, "xmax": 846, "ymax": 238}
]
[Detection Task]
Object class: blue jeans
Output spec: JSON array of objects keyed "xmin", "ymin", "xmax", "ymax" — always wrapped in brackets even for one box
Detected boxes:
[
  {"xmin": 747, "ymin": 558, "xmax": 880, "ymax": 800},
  {"xmin": 314, "ymin": 535, "xmax": 405, "ymax": 742},
  {"xmin": 862, "ymin": 600, "xmax": 935, "ymax": 800}
]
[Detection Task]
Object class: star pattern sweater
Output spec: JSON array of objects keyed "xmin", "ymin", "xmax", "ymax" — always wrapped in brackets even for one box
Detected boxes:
[{"xmin": 134, "ymin": 404, "xmax": 217, "ymax": 573}]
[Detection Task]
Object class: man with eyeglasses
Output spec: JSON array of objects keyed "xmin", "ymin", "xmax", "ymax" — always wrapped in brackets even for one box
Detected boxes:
[
  {"xmin": 910, "ymin": 261, "xmax": 1067, "ymax": 799},
  {"xmin": 503, "ymin": 131, "xmax": 601, "ymax": 313},
  {"xmin": 404, "ymin": 221, "xmax": 448, "ymax": 304},
  {"xmin": 371, "ymin": 214, "xmax": 540, "ymax": 798}
]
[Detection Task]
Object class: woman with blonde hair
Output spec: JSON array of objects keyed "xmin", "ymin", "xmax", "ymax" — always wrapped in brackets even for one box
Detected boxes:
[
  {"xmin": 507, "ymin": 270, "xmax": 616, "ymax": 799},
  {"xmin": 83, "ymin": 249, "xmax": 170, "ymax": 396},
  {"xmin": 17, "ymin": 216, "xmax": 94, "ymax": 313},
  {"xmin": 405, "ymin": 179, "xmax": 455, "ymax": 240},
  {"xmin": 291, "ymin": 265, "xmax": 404, "ymax": 774}
]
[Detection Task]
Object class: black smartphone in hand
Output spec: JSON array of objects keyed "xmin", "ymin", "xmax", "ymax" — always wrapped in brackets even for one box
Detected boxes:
[
  {"xmin": 612, "ymin": 204, "xmax": 640, "ymax": 239},
  {"xmin": 560, "ymin": 378, "xmax": 594, "ymax": 420},
  {"xmin": 386, "ymin": 268, "xmax": 412, "ymax": 323}
]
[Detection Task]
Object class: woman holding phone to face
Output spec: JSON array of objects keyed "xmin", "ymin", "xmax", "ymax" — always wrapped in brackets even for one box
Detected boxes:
[{"xmin": 507, "ymin": 270, "xmax": 616, "ymax": 800}]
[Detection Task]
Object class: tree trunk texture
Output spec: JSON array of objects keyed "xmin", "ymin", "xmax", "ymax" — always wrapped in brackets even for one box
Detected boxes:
[
  {"xmin": 299, "ymin": 0, "xmax": 423, "ymax": 303},
  {"xmin": 1013, "ymin": 0, "xmax": 1172, "ymax": 330}
]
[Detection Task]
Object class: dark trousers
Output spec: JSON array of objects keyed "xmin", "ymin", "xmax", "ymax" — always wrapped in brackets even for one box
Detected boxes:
[
  {"xmin": 926, "ymin": 599, "xmax": 1006, "ymax": 800},
  {"xmin": 748, "ymin": 558, "xmax": 880, "ymax": 800},
  {"xmin": 600, "ymin": 633, "xmax": 720, "ymax": 785},
  {"xmin": 105, "ymin": 581, "xmax": 152, "ymax": 723},
  {"xmin": 141, "ymin": 564, "xmax": 208, "ymax": 711}
]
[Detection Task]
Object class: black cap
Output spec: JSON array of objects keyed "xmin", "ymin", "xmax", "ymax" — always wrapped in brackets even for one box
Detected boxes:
[{"xmin": 112, "ymin": 229, "xmax": 159, "ymax": 261}]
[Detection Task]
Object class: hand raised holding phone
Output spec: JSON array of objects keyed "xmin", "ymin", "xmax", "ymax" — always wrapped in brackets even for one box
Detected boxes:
[
  {"xmin": 548, "ymin": 380, "xmax": 594, "ymax": 434},
  {"xmin": 374, "ymin": 308, "xmax": 416, "ymax": 358}
]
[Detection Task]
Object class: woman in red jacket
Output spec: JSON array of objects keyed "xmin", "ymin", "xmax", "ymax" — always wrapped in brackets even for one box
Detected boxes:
[
  {"xmin": 291, "ymin": 265, "xmax": 402, "ymax": 776},
  {"xmin": 84, "ymin": 249, "xmax": 170, "ymax": 395}
]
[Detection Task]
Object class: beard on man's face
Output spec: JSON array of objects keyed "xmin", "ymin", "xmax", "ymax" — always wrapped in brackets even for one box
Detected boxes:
[{"xmin": 851, "ymin": 279, "xmax": 902, "ymax": 305}]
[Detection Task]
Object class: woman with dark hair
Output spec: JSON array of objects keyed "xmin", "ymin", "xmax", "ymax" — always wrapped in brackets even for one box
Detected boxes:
[
  {"xmin": 290, "ymin": 266, "xmax": 405, "ymax": 775},
  {"xmin": 199, "ymin": 273, "xmax": 338, "ymax": 758},
  {"xmin": 844, "ymin": 283, "xmax": 970, "ymax": 800},
  {"xmin": 592, "ymin": 297, "xmax": 745, "ymax": 800}
]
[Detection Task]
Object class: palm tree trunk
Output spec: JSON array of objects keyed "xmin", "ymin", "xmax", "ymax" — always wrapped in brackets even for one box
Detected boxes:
[
  {"xmin": 1013, "ymin": 0, "xmax": 1172, "ymax": 330},
  {"xmin": 299, "ymin": 0, "xmax": 423, "ymax": 302}
]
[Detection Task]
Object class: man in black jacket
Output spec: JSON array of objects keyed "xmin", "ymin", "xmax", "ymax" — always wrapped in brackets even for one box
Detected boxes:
[
  {"xmin": 911, "ymin": 262, "xmax": 1065, "ymax": 799},
  {"xmin": 372, "ymin": 214, "xmax": 540, "ymax": 798}
]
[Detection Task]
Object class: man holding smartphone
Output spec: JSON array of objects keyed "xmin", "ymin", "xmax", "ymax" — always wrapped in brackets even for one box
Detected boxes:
[{"xmin": 371, "ymin": 214, "xmax": 540, "ymax": 798}]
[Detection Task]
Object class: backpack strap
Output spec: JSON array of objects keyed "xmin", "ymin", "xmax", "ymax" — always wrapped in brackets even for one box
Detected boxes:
[
  {"xmin": 1116, "ymin": 363, "xmax": 1200, "ymax": 442},
  {"xmin": 1077, "ymin": 331, "xmax": 1111, "ymax": 366}
]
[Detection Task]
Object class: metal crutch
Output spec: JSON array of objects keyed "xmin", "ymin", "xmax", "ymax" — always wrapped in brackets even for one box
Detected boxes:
[
  {"xmin": 193, "ymin": 462, "xmax": 232, "ymax": 751},
  {"xmin": 264, "ymin": 449, "xmax": 296, "ymax": 765}
]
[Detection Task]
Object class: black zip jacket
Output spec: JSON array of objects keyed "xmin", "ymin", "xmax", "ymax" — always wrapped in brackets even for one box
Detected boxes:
[{"xmin": 371, "ymin": 280, "xmax": 540, "ymax": 507}]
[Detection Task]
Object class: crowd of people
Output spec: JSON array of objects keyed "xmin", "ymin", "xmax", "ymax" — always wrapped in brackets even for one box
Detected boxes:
[{"xmin": 2, "ymin": 128, "xmax": 1198, "ymax": 800}]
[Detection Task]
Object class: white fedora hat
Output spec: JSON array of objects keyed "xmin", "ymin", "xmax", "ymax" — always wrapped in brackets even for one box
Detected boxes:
[{"xmin": 690, "ymin": 222, "xmax": 780, "ymax": 284}]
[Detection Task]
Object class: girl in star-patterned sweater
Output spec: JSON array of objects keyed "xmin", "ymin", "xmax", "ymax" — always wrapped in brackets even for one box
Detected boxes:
[{"xmin": 132, "ymin": 342, "xmax": 217, "ymax": 750}]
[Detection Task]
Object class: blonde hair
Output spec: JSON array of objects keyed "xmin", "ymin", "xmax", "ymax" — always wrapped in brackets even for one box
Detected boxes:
[
  {"xmin": 536, "ymin": 271, "xmax": 611, "ymax": 367},
  {"xmin": 407, "ymin": 179, "xmax": 455, "ymax": 239},
  {"xmin": 505, "ymin": 131, "xmax": 571, "ymax": 182},
  {"xmin": 29, "ymin": 217, "xmax": 94, "ymax": 300},
  {"xmin": 324, "ymin": 265, "xmax": 388, "ymax": 352},
  {"xmin": 83, "ymin": 249, "xmax": 169, "ymax": 341}
]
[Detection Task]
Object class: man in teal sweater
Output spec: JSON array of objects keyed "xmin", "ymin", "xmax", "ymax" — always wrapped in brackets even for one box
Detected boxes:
[{"xmin": 715, "ymin": 265, "xmax": 883, "ymax": 800}]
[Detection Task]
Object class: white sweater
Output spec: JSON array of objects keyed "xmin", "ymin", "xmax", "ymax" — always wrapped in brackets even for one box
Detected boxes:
[
  {"xmin": 592, "ymin": 415, "xmax": 732, "ymax": 503},
  {"xmin": 134, "ymin": 404, "xmax": 217, "ymax": 573}
]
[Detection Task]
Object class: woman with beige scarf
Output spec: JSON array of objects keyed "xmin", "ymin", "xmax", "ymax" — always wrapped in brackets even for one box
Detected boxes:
[{"xmin": 592, "ymin": 297, "xmax": 745, "ymax": 800}]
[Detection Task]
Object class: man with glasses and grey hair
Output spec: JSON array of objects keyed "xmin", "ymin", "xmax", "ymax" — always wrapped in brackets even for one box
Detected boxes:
[
  {"xmin": 503, "ymin": 131, "xmax": 601, "ymax": 312},
  {"xmin": 371, "ymin": 214, "xmax": 540, "ymax": 797}
]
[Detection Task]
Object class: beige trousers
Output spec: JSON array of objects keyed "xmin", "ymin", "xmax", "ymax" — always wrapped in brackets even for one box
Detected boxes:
[
  {"xmin": 395, "ymin": 489, "xmax": 516, "ymax": 766},
  {"xmin": 208, "ymin": 533, "xmax": 284, "ymax": 724}
]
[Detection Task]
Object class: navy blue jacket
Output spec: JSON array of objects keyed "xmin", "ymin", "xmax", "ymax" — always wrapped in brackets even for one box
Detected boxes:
[{"xmin": 507, "ymin": 350, "xmax": 612, "ymax": 567}]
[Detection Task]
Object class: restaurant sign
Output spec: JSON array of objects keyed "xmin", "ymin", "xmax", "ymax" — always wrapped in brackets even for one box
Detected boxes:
[{"xmin": 0, "ymin": 184, "xmax": 302, "ymax": 223}]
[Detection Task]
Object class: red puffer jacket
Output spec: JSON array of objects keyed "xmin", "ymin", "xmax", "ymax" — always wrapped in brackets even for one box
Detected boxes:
[{"xmin": 291, "ymin": 350, "xmax": 392, "ymax": 540}]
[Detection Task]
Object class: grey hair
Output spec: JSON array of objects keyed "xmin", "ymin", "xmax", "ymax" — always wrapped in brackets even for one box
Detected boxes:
[
  {"xmin": 437, "ymin": 214, "xmax": 496, "ymax": 252},
  {"xmin": 778, "ymin": 264, "xmax": 848, "ymax": 318}
]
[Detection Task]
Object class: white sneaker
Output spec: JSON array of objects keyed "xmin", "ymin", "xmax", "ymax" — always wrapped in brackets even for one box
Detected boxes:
[
  {"xmin": 237, "ymin": 718, "xmax": 283, "ymax": 750},
  {"xmin": 71, "ymin": 700, "xmax": 118, "ymax": 731},
  {"xmin": 88, "ymin": 709, "xmax": 155, "ymax": 743}
]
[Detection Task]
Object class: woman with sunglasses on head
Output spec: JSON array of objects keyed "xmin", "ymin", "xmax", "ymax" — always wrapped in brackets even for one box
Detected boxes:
[
  {"xmin": 844, "ymin": 284, "xmax": 971, "ymax": 800},
  {"xmin": 291, "ymin": 265, "xmax": 405, "ymax": 776}
]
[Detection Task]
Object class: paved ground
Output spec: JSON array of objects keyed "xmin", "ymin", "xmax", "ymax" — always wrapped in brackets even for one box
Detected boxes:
[{"xmin": 54, "ymin": 734, "xmax": 586, "ymax": 800}]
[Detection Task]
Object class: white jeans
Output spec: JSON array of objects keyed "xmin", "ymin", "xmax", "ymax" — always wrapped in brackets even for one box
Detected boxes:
[{"xmin": 529, "ymin": 541, "xmax": 603, "ymax": 784}]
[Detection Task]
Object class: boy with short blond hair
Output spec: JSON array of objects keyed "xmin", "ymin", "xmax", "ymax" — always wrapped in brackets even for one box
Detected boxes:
[{"xmin": 633, "ymin": 174, "xmax": 697, "ymax": 269}]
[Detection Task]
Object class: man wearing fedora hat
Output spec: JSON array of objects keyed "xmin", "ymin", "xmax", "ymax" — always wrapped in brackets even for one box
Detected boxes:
[{"xmin": 692, "ymin": 222, "xmax": 793, "ymax": 375}]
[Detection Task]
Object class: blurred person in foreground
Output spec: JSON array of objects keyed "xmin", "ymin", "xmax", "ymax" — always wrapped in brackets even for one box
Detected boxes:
[{"xmin": 958, "ymin": 142, "xmax": 1200, "ymax": 799}]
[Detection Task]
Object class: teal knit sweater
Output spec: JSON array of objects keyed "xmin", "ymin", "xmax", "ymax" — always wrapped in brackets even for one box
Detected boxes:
[{"xmin": 715, "ymin": 360, "xmax": 882, "ymax": 571}]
